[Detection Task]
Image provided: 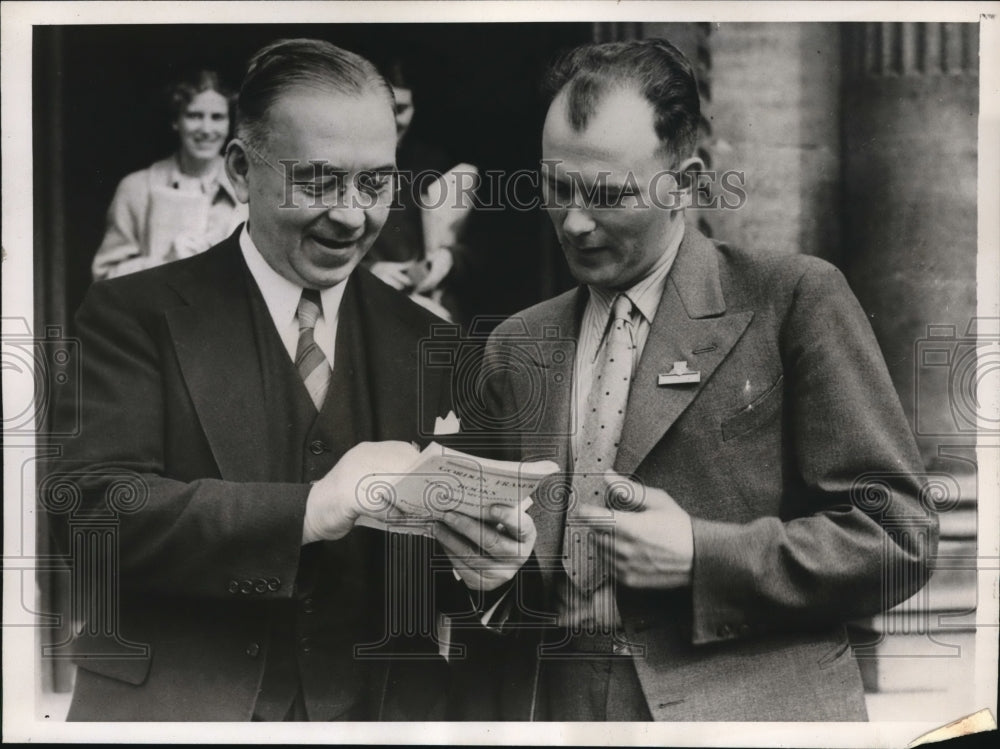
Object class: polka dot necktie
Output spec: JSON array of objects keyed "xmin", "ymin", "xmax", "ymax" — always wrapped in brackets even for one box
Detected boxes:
[
  {"xmin": 295, "ymin": 289, "xmax": 332, "ymax": 411},
  {"xmin": 563, "ymin": 293, "xmax": 637, "ymax": 594}
]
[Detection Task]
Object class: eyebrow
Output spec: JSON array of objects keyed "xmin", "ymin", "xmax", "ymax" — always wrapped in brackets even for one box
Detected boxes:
[
  {"xmin": 286, "ymin": 162, "xmax": 397, "ymax": 180},
  {"xmin": 544, "ymin": 174, "xmax": 629, "ymax": 193}
]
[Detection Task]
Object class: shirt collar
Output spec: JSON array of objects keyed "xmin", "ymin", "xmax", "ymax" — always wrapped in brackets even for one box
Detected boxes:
[
  {"xmin": 588, "ymin": 221, "xmax": 686, "ymax": 325},
  {"xmin": 238, "ymin": 224, "xmax": 348, "ymax": 328},
  {"xmin": 169, "ymin": 154, "xmax": 237, "ymax": 202},
  {"xmin": 216, "ymin": 169, "xmax": 239, "ymax": 204}
]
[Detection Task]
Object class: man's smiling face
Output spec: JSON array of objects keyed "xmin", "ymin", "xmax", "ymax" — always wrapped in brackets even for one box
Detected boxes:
[{"xmin": 237, "ymin": 86, "xmax": 397, "ymax": 289}]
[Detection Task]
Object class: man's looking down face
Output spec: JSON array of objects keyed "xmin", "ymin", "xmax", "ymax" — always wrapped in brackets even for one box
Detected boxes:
[{"xmin": 542, "ymin": 86, "xmax": 691, "ymax": 292}]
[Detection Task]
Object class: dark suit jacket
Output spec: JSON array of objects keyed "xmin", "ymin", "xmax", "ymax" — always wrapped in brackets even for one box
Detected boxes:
[
  {"xmin": 48, "ymin": 231, "xmax": 454, "ymax": 720},
  {"xmin": 465, "ymin": 226, "xmax": 936, "ymax": 721}
]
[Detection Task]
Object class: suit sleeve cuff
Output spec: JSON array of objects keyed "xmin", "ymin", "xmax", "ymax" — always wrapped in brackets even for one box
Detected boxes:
[{"xmin": 690, "ymin": 516, "xmax": 762, "ymax": 645}]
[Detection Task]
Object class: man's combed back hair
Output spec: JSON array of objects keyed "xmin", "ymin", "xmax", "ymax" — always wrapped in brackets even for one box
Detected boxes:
[
  {"xmin": 543, "ymin": 38, "xmax": 701, "ymax": 162},
  {"xmin": 236, "ymin": 38, "xmax": 394, "ymax": 153}
]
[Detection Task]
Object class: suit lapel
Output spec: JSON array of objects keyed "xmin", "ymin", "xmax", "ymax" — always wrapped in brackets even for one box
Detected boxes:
[
  {"xmin": 523, "ymin": 289, "xmax": 585, "ymax": 583},
  {"xmin": 353, "ymin": 270, "xmax": 438, "ymax": 442},
  {"xmin": 329, "ymin": 274, "xmax": 377, "ymax": 443},
  {"xmin": 520, "ymin": 289, "xmax": 584, "ymax": 466},
  {"xmin": 165, "ymin": 237, "xmax": 272, "ymax": 482},
  {"xmin": 616, "ymin": 228, "xmax": 753, "ymax": 476}
]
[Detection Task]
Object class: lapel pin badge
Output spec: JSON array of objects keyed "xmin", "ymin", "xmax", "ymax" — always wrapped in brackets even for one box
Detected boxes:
[{"xmin": 658, "ymin": 361, "xmax": 701, "ymax": 386}]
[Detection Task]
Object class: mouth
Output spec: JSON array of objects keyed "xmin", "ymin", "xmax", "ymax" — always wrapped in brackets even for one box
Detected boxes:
[
  {"xmin": 567, "ymin": 243, "xmax": 609, "ymax": 255},
  {"xmin": 310, "ymin": 235, "xmax": 359, "ymax": 251}
]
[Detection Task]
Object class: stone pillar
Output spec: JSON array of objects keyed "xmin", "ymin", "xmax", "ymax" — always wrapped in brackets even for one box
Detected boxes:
[
  {"xmin": 703, "ymin": 23, "xmax": 843, "ymax": 262},
  {"xmin": 841, "ymin": 23, "xmax": 979, "ymax": 468},
  {"xmin": 841, "ymin": 24, "xmax": 979, "ymax": 718}
]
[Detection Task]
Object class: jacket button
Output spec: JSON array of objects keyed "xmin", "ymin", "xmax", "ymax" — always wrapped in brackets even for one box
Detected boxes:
[
  {"xmin": 253, "ymin": 578, "xmax": 268, "ymax": 594},
  {"xmin": 302, "ymin": 598, "xmax": 315, "ymax": 614},
  {"xmin": 226, "ymin": 580, "xmax": 239, "ymax": 594},
  {"xmin": 299, "ymin": 636, "xmax": 313, "ymax": 653},
  {"xmin": 267, "ymin": 577, "xmax": 281, "ymax": 592},
  {"xmin": 239, "ymin": 579, "xmax": 253, "ymax": 595},
  {"xmin": 246, "ymin": 642, "xmax": 260, "ymax": 658},
  {"xmin": 717, "ymin": 624, "xmax": 733, "ymax": 638},
  {"xmin": 309, "ymin": 440, "xmax": 327, "ymax": 455},
  {"xmin": 738, "ymin": 623, "xmax": 751, "ymax": 635}
]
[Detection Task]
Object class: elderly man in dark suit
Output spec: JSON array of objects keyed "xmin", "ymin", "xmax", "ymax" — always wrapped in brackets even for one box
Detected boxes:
[
  {"xmin": 450, "ymin": 38, "xmax": 936, "ymax": 722},
  {"xmin": 48, "ymin": 38, "xmax": 533, "ymax": 721}
]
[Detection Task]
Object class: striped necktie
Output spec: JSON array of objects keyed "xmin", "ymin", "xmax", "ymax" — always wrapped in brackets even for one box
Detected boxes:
[{"xmin": 295, "ymin": 288, "xmax": 331, "ymax": 410}]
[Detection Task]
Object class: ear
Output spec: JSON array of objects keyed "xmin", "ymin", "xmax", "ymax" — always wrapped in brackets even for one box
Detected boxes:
[
  {"xmin": 224, "ymin": 139, "xmax": 252, "ymax": 204},
  {"xmin": 671, "ymin": 156, "xmax": 706, "ymax": 210}
]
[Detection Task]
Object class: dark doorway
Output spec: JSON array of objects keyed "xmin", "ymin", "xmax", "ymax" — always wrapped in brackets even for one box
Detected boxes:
[{"xmin": 34, "ymin": 23, "xmax": 592, "ymax": 333}]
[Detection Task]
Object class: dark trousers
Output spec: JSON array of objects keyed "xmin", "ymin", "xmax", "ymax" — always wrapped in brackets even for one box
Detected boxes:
[
  {"xmin": 251, "ymin": 688, "xmax": 369, "ymax": 721},
  {"xmin": 536, "ymin": 632, "xmax": 652, "ymax": 721},
  {"xmin": 252, "ymin": 689, "xmax": 309, "ymax": 722}
]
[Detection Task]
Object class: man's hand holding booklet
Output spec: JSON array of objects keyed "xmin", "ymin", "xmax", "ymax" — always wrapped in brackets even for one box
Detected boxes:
[{"xmin": 355, "ymin": 441, "xmax": 559, "ymax": 537}]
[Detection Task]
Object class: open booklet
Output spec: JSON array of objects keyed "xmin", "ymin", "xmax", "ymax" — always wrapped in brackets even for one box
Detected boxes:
[{"xmin": 355, "ymin": 441, "xmax": 559, "ymax": 538}]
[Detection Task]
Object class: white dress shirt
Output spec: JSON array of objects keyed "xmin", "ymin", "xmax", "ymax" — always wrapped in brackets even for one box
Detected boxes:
[
  {"xmin": 571, "ymin": 224, "xmax": 685, "ymax": 459},
  {"xmin": 239, "ymin": 225, "xmax": 347, "ymax": 366}
]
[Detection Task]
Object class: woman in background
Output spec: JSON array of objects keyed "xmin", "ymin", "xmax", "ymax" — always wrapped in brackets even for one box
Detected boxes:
[{"xmin": 92, "ymin": 70, "xmax": 246, "ymax": 281}]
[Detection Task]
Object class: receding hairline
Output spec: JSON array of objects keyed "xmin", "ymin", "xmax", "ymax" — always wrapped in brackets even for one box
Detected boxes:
[
  {"xmin": 545, "ymin": 83, "xmax": 678, "ymax": 161},
  {"xmin": 237, "ymin": 80, "xmax": 395, "ymax": 146},
  {"xmin": 547, "ymin": 80, "xmax": 650, "ymax": 120},
  {"xmin": 264, "ymin": 79, "xmax": 393, "ymax": 109},
  {"xmin": 236, "ymin": 37, "xmax": 396, "ymax": 152},
  {"xmin": 542, "ymin": 39, "xmax": 702, "ymax": 163},
  {"xmin": 545, "ymin": 74, "xmax": 690, "ymax": 161}
]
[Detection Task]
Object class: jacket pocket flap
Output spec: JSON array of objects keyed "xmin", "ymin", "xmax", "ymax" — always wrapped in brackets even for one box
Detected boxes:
[{"xmin": 721, "ymin": 375, "xmax": 784, "ymax": 442}]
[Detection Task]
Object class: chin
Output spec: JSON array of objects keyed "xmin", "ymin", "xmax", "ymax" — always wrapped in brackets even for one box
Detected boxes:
[
  {"xmin": 306, "ymin": 270, "xmax": 351, "ymax": 289},
  {"xmin": 567, "ymin": 262, "xmax": 619, "ymax": 289},
  {"xmin": 300, "ymin": 261, "xmax": 361, "ymax": 289}
]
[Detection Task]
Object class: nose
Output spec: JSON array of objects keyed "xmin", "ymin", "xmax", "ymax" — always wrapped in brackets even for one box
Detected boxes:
[
  {"xmin": 326, "ymin": 185, "xmax": 367, "ymax": 234},
  {"xmin": 561, "ymin": 207, "xmax": 596, "ymax": 238}
]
